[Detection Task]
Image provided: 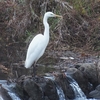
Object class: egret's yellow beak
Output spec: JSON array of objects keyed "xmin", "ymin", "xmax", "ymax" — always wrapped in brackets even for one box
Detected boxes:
[{"xmin": 55, "ymin": 14, "xmax": 63, "ymax": 19}]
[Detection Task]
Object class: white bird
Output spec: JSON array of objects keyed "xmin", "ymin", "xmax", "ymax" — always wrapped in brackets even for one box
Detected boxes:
[{"xmin": 25, "ymin": 12, "xmax": 62, "ymax": 73}]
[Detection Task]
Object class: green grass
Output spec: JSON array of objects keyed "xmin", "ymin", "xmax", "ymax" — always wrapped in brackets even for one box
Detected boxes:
[
  {"xmin": 67, "ymin": 0, "xmax": 94, "ymax": 16},
  {"xmin": 25, "ymin": 30, "xmax": 32, "ymax": 37}
]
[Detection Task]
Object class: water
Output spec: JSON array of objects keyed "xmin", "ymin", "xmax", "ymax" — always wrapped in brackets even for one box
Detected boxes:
[
  {"xmin": 65, "ymin": 73, "xmax": 97, "ymax": 100},
  {"xmin": 69, "ymin": 81, "xmax": 87, "ymax": 99},
  {"xmin": 56, "ymin": 84, "xmax": 66, "ymax": 100},
  {"xmin": 0, "ymin": 77, "xmax": 97, "ymax": 100},
  {"xmin": 44, "ymin": 75, "xmax": 66, "ymax": 100},
  {"xmin": 7, "ymin": 92, "xmax": 21, "ymax": 100},
  {"xmin": 66, "ymin": 73, "xmax": 86, "ymax": 100},
  {"xmin": 0, "ymin": 80, "xmax": 21, "ymax": 100},
  {"xmin": 44, "ymin": 74, "xmax": 97, "ymax": 100},
  {"xmin": 0, "ymin": 95, "xmax": 3, "ymax": 100}
]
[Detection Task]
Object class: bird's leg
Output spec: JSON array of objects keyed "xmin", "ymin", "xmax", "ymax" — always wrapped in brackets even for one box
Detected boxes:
[{"xmin": 32, "ymin": 62, "xmax": 37, "ymax": 77}]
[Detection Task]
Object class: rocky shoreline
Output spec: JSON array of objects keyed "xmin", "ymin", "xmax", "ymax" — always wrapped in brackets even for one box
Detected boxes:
[{"xmin": 0, "ymin": 61, "xmax": 100, "ymax": 100}]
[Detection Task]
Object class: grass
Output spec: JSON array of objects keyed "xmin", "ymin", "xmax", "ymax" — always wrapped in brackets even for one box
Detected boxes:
[
  {"xmin": 25, "ymin": 30, "xmax": 32, "ymax": 37},
  {"xmin": 67, "ymin": 0, "xmax": 96, "ymax": 16}
]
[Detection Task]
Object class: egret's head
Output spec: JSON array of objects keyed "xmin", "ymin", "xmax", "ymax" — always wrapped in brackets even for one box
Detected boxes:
[{"xmin": 45, "ymin": 12, "xmax": 62, "ymax": 18}]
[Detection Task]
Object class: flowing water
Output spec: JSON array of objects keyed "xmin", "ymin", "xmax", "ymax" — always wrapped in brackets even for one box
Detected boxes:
[
  {"xmin": 65, "ymin": 73, "xmax": 96, "ymax": 100},
  {"xmin": 44, "ymin": 75, "xmax": 66, "ymax": 100},
  {"xmin": 55, "ymin": 83, "xmax": 66, "ymax": 100},
  {"xmin": 0, "ymin": 75, "xmax": 97, "ymax": 100},
  {"xmin": 65, "ymin": 73, "xmax": 86, "ymax": 99},
  {"xmin": 0, "ymin": 80, "xmax": 21, "ymax": 100}
]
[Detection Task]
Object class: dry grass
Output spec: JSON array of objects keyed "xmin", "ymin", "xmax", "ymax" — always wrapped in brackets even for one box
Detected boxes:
[{"xmin": 0, "ymin": 0, "xmax": 100, "ymax": 66}]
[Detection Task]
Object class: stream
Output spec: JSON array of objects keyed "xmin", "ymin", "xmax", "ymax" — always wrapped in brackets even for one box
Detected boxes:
[
  {"xmin": 0, "ymin": 51, "xmax": 99, "ymax": 100},
  {"xmin": 44, "ymin": 73, "xmax": 96, "ymax": 100},
  {"xmin": 0, "ymin": 73, "xmax": 98, "ymax": 100},
  {"xmin": 65, "ymin": 73, "xmax": 96, "ymax": 100}
]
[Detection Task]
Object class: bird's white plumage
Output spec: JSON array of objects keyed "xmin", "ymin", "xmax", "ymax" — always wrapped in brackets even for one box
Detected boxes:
[
  {"xmin": 25, "ymin": 12, "xmax": 62, "ymax": 68},
  {"xmin": 25, "ymin": 34, "xmax": 49, "ymax": 68}
]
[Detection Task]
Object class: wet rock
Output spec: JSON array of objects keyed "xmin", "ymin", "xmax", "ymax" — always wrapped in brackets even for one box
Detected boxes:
[
  {"xmin": 15, "ymin": 73, "xmax": 78, "ymax": 99},
  {"xmin": 13, "ymin": 67, "xmax": 99, "ymax": 100},
  {"xmin": 16, "ymin": 76, "xmax": 59, "ymax": 100},
  {"xmin": 23, "ymin": 78, "xmax": 43, "ymax": 100},
  {"xmin": 43, "ymin": 79, "xmax": 59, "ymax": 100},
  {"xmin": 89, "ymin": 84, "xmax": 100, "ymax": 99},
  {"xmin": 66, "ymin": 67, "xmax": 89, "ymax": 96},
  {"xmin": 78, "ymin": 63, "xmax": 99, "ymax": 87},
  {"xmin": 56, "ymin": 74, "xmax": 74, "ymax": 99}
]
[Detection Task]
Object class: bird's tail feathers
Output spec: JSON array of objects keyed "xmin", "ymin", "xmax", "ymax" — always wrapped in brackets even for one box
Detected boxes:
[{"xmin": 25, "ymin": 60, "xmax": 30, "ymax": 68}]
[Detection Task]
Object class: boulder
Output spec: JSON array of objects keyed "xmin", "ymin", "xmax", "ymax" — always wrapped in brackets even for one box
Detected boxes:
[
  {"xmin": 66, "ymin": 67, "xmax": 89, "ymax": 96},
  {"xmin": 89, "ymin": 84, "xmax": 100, "ymax": 99},
  {"xmin": 16, "ymin": 76, "xmax": 59, "ymax": 100},
  {"xmin": 77, "ymin": 63, "xmax": 99, "ymax": 87},
  {"xmin": 23, "ymin": 78, "xmax": 43, "ymax": 100},
  {"xmin": 56, "ymin": 73, "xmax": 74, "ymax": 99},
  {"xmin": 43, "ymin": 79, "xmax": 59, "ymax": 100}
]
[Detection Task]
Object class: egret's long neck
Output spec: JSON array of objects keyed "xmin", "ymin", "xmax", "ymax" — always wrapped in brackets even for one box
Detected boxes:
[{"xmin": 43, "ymin": 16, "xmax": 49, "ymax": 40}]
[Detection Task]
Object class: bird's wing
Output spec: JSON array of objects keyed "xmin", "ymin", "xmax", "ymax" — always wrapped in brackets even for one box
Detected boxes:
[{"xmin": 26, "ymin": 34, "xmax": 44, "ymax": 60}]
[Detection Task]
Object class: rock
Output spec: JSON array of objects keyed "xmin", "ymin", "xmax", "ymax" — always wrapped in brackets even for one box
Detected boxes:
[
  {"xmin": 13, "ymin": 68, "xmax": 99, "ymax": 100},
  {"xmin": 66, "ymin": 67, "xmax": 89, "ymax": 96},
  {"xmin": 43, "ymin": 79, "xmax": 59, "ymax": 100},
  {"xmin": 56, "ymin": 73, "xmax": 74, "ymax": 99},
  {"xmin": 89, "ymin": 84, "xmax": 100, "ymax": 99},
  {"xmin": 23, "ymin": 78, "xmax": 43, "ymax": 100},
  {"xmin": 16, "ymin": 76, "xmax": 59, "ymax": 100},
  {"xmin": 78, "ymin": 63, "xmax": 99, "ymax": 87}
]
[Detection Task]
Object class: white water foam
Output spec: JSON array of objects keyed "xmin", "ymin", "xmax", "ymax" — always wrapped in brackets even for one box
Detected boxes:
[
  {"xmin": 8, "ymin": 92, "xmax": 21, "ymax": 100},
  {"xmin": 44, "ymin": 75, "xmax": 66, "ymax": 100},
  {"xmin": 0, "ymin": 80, "xmax": 21, "ymax": 100},
  {"xmin": 56, "ymin": 84, "xmax": 66, "ymax": 100},
  {"xmin": 0, "ymin": 95, "xmax": 4, "ymax": 100},
  {"xmin": 65, "ymin": 73, "xmax": 97, "ymax": 100}
]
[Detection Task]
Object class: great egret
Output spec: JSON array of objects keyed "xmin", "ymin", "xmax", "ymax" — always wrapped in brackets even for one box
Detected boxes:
[{"xmin": 25, "ymin": 12, "xmax": 62, "ymax": 74}]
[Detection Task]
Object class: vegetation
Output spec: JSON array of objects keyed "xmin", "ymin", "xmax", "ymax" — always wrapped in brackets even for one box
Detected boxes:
[{"xmin": 0, "ymin": 0, "xmax": 100, "ymax": 66}]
